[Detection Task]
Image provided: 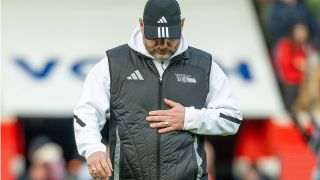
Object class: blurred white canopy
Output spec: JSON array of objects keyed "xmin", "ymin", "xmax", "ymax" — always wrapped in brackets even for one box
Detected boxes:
[{"xmin": 1, "ymin": 0, "xmax": 284, "ymax": 119}]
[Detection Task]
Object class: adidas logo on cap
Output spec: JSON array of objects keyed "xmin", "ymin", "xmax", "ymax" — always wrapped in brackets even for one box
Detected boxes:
[{"xmin": 157, "ymin": 16, "xmax": 167, "ymax": 23}]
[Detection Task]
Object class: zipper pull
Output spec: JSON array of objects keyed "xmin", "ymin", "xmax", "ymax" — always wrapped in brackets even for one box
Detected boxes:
[{"xmin": 161, "ymin": 61, "xmax": 165, "ymax": 71}]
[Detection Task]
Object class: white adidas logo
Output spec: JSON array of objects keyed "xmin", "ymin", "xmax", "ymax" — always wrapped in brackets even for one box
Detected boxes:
[
  {"xmin": 157, "ymin": 16, "xmax": 170, "ymax": 38},
  {"xmin": 157, "ymin": 16, "xmax": 167, "ymax": 23},
  {"xmin": 127, "ymin": 70, "xmax": 144, "ymax": 80}
]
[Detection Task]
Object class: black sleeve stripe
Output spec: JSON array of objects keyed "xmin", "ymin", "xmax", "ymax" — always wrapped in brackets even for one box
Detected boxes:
[
  {"xmin": 74, "ymin": 115, "xmax": 86, "ymax": 127},
  {"xmin": 219, "ymin": 113, "xmax": 241, "ymax": 124}
]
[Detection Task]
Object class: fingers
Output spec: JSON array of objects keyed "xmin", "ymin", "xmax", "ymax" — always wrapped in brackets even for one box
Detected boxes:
[
  {"xmin": 87, "ymin": 152, "xmax": 113, "ymax": 179},
  {"xmin": 158, "ymin": 126, "xmax": 175, "ymax": 133},
  {"xmin": 147, "ymin": 99, "xmax": 184, "ymax": 133},
  {"xmin": 96, "ymin": 161, "xmax": 108, "ymax": 178},
  {"xmin": 100, "ymin": 158, "xmax": 112, "ymax": 177},
  {"xmin": 106, "ymin": 157, "xmax": 113, "ymax": 171},
  {"xmin": 150, "ymin": 121, "xmax": 169, "ymax": 128},
  {"xmin": 146, "ymin": 115, "xmax": 169, "ymax": 122},
  {"xmin": 89, "ymin": 160, "xmax": 111, "ymax": 179},
  {"xmin": 88, "ymin": 164, "xmax": 98, "ymax": 179},
  {"xmin": 149, "ymin": 99, "xmax": 181, "ymax": 116},
  {"xmin": 164, "ymin": 98, "xmax": 180, "ymax": 107},
  {"xmin": 149, "ymin": 110, "xmax": 170, "ymax": 116}
]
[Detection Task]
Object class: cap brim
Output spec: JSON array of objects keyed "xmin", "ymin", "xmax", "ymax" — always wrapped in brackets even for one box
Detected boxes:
[{"xmin": 144, "ymin": 24, "xmax": 181, "ymax": 39}]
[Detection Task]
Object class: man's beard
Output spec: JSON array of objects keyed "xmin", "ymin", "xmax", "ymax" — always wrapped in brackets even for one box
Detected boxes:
[{"xmin": 144, "ymin": 39, "xmax": 180, "ymax": 60}]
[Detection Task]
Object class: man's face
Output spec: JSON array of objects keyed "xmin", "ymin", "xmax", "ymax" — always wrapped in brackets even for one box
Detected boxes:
[
  {"xmin": 140, "ymin": 18, "xmax": 184, "ymax": 61},
  {"xmin": 143, "ymin": 38, "xmax": 180, "ymax": 60}
]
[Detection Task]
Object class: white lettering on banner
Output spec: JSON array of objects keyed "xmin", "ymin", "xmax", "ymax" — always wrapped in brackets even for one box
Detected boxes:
[
  {"xmin": 11, "ymin": 56, "xmax": 254, "ymax": 82},
  {"xmin": 13, "ymin": 57, "xmax": 99, "ymax": 80}
]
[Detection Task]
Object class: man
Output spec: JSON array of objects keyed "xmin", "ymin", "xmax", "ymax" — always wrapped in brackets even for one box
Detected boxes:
[{"xmin": 73, "ymin": 0, "xmax": 242, "ymax": 179}]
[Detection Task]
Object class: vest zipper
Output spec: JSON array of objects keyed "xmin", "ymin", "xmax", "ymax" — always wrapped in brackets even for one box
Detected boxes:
[
  {"xmin": 157, "ymin": 75, "xmax": 163, "ymax": 180},
  {"xmin": 148, "ymin": 59, "xmax": 174, "ymax": 180}
]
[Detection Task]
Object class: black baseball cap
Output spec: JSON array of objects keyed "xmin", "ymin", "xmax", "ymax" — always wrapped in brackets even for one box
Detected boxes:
[{"xmin": 143, "ymin": 0, "xmax": 182, "ymax": 39}]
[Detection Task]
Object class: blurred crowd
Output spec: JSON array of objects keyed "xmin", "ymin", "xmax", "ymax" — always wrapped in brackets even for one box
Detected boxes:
[
  {"xmin": 263, "ymin": 0, "xmax": 320, "ymax": 152},
  {"xmin": 17, "ymin": 136, "xmax": 216, "ymax": 180},
  {"xmin": 16, "ymin": 136, "xmax": 91, "ymax": 180},
  {"xmin": 233, "ymin": 0, "xmax": 320, "ymax": 179},
  {"xmin": 256, "ymin": 0, "xmax": 320, "ymax": 113}
]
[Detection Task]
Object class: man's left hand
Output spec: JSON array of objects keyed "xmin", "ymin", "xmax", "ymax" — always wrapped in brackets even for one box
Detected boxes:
[{"xmin": 146, "ymin": 98, "xmax": 185, "ymax": 133}]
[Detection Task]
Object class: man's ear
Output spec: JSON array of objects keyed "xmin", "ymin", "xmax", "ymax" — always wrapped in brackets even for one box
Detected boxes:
[
  {"xmin": 139, "ymin": 18, "xmax": 144, "ymax": 34},
  {"xmin": 181, "ymin": 18, "xmax": 185, "ymax": 31}
]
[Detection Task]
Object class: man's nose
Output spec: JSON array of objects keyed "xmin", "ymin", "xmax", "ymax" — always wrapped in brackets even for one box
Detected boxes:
[{"xmin": 157, "ymin": 38, "xmax": 168, "ymax": 49}]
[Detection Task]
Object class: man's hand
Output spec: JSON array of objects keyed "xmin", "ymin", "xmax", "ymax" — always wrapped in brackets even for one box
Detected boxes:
[
  {"xmin": 146, "ymin": 98, "xmax": 185, "ymax": 133},
  {"xmin": 87, "ymin": 151, "xmax": 113, "ymax": 180}
]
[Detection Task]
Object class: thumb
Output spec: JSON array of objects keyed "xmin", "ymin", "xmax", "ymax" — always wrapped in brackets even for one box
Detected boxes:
[
  {"xmin": 106, "ymin": 156, "xmax": 113, "ymax": 171},
  {"xmin": 164, "ymin": 98, "xmax": 179, "ymax": 107}
]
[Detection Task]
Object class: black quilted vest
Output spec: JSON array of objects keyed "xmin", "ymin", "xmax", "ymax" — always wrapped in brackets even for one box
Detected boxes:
[{"xmin": 107, "ymin": 44, "xmax": 212, "ymax": 180}]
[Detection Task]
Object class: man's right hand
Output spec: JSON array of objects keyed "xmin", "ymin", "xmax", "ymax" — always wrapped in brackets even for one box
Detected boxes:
[{"xmin": 87, "ymin": 151, "xmax": 113, "ymax": 179}]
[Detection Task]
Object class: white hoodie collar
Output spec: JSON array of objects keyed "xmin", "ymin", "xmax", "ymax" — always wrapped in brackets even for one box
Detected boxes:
[{"xmin": 128, "ymin": 26, "xmax": 189, "ymax": 60}]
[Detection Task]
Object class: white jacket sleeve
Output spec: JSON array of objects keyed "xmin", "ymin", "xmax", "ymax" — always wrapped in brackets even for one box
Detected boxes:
[
  {"xmin": 183, "ymin": 61, "xmax": 243, "ymax": 135},
  {"xmin": 73, "ymin": 57, "xmax": 110, "ymax": 159}
]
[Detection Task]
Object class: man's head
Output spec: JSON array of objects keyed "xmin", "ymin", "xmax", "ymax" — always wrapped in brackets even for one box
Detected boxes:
[{"xmin": 140, "ymin": 0, "xmax": 185, "ymax": 60}]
